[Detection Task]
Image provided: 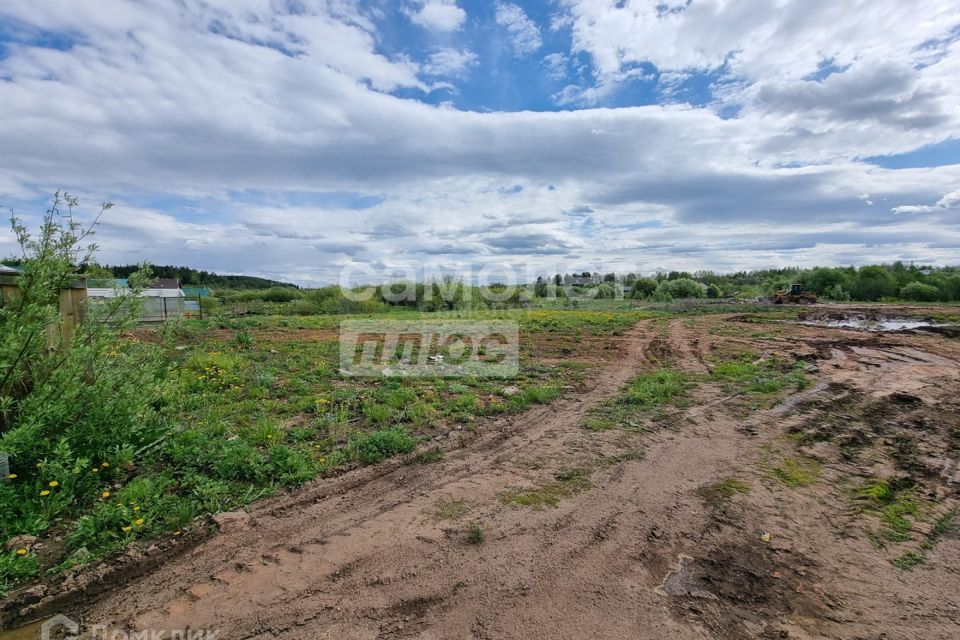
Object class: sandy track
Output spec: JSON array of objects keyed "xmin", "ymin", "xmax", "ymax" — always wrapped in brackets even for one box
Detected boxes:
[{"xmin": 27, "ymin": 314, "xmax": 960, "ymax": 639}]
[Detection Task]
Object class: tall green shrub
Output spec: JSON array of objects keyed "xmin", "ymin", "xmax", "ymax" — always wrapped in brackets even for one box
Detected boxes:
[{"xmin": 1, "ymin": 194, "xmax": 168, "ymax": 550}]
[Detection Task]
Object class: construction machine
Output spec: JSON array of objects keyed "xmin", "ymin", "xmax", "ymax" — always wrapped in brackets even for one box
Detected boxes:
[{"xmin": 773, "ymin": 284, "xmax": 817, "ymax": 304}]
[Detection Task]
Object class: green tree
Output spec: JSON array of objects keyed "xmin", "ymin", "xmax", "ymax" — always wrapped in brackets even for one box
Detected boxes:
[
  {"xmin": 899, "ymin": 281, "xmax": 940, "ymax": 302},
  {"xmin": 1, "ymin": 194, "xmax": 167, "ymax": 556},
  {"xmin": 656, "ymin": 278, "xmax": 706, "ymax": 299},
  {"xmin": 853, "ymin": 266, "xmax": 897, "ymax": 301},
  {"xmin": 630, "ymin": 278, "xmax": 658, "ymax": 299}
]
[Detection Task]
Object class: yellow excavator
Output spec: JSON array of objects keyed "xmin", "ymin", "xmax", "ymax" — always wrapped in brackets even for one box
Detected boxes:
[{"xmin": 774, "ymin": 284, "xmax": 817, "ymax": 304}]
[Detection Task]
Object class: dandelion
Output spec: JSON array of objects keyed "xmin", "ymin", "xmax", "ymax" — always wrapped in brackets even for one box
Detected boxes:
[
  {"xmin": 134, "ymin": 518, "xmax": 145, "ymax": 526},
  {"xmin": 121, "ymin": 526, "xmax": 132, "ymax": 533},
  {"xmin": 48, "ymin": 480, "xmax": 59, "ymax": 488},
  {"xmin": 6, "ymin": 474, "xmax": 16, "ymax": 479},
  {"xmin": 16, "ymin": 549, "xmax": 28, "ymax": 556},
  {"xmin": 39, "ymin": 490, "xmax": 50, "ymax": 497},
  {"xmin": 92, "ymin": 468, "xmax": 99, "ymax": 473},
  {"xmin": 133, "ymin": 506, "xmax": 140, "ymax": 512},
  {"xmin": 101, "ymin": 462, "xmax": 110, "ymax": 468},
  {"xmin": 101, "ymin": 491, "xmax": 111, "ymax": 499}
]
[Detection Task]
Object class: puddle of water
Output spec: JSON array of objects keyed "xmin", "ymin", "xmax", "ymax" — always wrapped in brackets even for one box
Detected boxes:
[
  {"xmin": 0, "ymin": 619, "xmax": 44, "ymax": 640},
  {"xmin": 799, "ymin": 318, "xmax": 950, "ymax": 332}
]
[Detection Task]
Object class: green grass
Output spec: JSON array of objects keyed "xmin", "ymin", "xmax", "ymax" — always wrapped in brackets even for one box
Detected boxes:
[
  {"xmin": 710, "ymin": 353, "xmax": 808, "ymax": 394},
  {"xmin": 501, "ymin": 467, "xmax": 592, "ymax": 510},
  {"xmin": 890, "ymin": 551, "xmax": 926, "ymax": 570},
  {"xmin": 887, "ymin": 508, "xmax": 959, "ymax": 571},
  {"xmin": 3, "ymin": 307, "xmax": 637, "ymax": 593},
  {"xmin": 701, "ymin": 478, "xmax": 751, "ymax": 506},
  {"xmin": 408, "ymin": 447, "xmax": 443, "ymax": 464},
  {"xmin": 435, "ymin": 499, "xmax": 470, "ymax": 520},
  {"xmin": 855, "ymin": 477, "xmax": 923, "ymax": 545},
  {"xmin": 0, "ymin": 550, "xmax": 39, "ymax": 596},
  {"xmin": 466, "ymin": 522, "xmax": 484, "ymax": 544},
  {"xmin": 773, "ymin": 456, "xmax": 821, "ymax": 487},
  {"xmin": 584, "ymin": 369, "xmax": 692, "ymax": 431}
]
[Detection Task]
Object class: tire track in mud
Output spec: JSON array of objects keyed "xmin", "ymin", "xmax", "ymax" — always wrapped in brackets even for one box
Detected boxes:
[
  {"xmin": 67, "ymin": 321, "xmax": 667, "ymax": 636},
  {"xmin": 14, "ymin": 311, "xmax": 960, "ymax": 640}
]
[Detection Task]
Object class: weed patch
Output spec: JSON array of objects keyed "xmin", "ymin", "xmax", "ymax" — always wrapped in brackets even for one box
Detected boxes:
[
  {"xmin": 501, "ymin": 467, "xmax": 592, "ymax": 509},
  {"xmin": 436, "ymin": 499, "xmax": 470, "ymax": 520},
  {"xmin": 701, "ymin": 478, "xmax": 751, "ymax": 506},
  {"xmin": 584, "ymin": 369, "xmax": 692, "ymax": 431},
  {"xmin": 710, "ymin": 353, "xmax": 807, "ymax": 394},
  {"xmin": 773, "ymin": 456, "xmax": 821, "ymax": 487}
]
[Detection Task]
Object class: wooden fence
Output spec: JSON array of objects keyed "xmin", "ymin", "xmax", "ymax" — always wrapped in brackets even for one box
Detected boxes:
[{"xmin": 0, "ymin": 274, "xmax": 88, "ymax": 347}]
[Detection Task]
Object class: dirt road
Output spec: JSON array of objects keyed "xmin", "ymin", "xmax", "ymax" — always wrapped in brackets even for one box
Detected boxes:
[{"xmin": 13, "ymin": 311, "xmax": 960, "ymax": 639}]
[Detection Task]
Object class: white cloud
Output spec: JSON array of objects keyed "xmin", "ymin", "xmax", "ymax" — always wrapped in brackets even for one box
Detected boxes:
[
  {"xmin": 542, "ymin": 53, "xmax": 568, "ymax": 80},
  {"xmin": 423, "ymin": 48, "xmax": 478, "ymax": 77},
  {"xmin": 405, "ymin": 0, "xmax": 466, "ymax": 32},
  {"xmin": 1, "ymin": 0, "xmax": 960, "ymax": 281},
  {"xmin": 893, "ymin": 189, "xmax": 960, "ymax": 215},
  {"xmin": 495, "ymin": 3, "xmax": 543, "ymax": 56}
]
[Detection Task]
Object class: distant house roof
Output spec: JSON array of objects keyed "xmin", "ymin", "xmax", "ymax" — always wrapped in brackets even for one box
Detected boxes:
[
  {"xmin": 88, "ymin": 278, "xmax": 129, "ymax": 288},
  {"xmin": 0, "ymin": 265, "xmax": 21, "ymax": 275},
  {"xmin": 181, "ymin": 286, "xmax": 211, "ymax": 297},
  {"xmin": 148, "ymin": 278, "xmax": 181, "ymax": 290}
]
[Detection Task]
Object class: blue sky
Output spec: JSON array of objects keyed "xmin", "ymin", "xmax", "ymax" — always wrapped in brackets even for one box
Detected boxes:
[{"xmin": 0, "ymin": 1, "xmax": 959, "ymax": 284}]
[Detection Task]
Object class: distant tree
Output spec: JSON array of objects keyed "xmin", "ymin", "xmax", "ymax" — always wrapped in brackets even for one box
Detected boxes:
[
  {"xmin": 808, "ymin": 267, "xmax": 852, "ymax": 294},
  {"xmin": 899, "ymin": 281, "xmax": 940, "ymax": 302},
  {"xmin": 854, "ymin": 266, "xmax": 897, "ymax": 301},
  {"xmin": 553, "ymin": 274, "xmax": 562, "ymax": 286},
  {"xmin": 656, "ymin": 278, "xmax": 706, "ymax": 299},
  {"xmin": 706, "ymin": 283, "xmax": 722, "ymax": 299},
  {"xmin": 823, "ymin": 284, "xmax": 851, "ymax": 301},
  {"xmin": 630, "ymin": 277, "xmax": 658, "ymax": 299},
  {"xmin": 603, "ymin": 272, "xmax": 616, "ymax": 283}
]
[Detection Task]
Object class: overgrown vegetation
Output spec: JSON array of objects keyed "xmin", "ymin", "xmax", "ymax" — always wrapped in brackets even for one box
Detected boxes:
[
  {"xmin": 0, "ymin": 197, "xmax": 644, "ymax": 595},
  {"xmin": 501, "ymin": 467, "xmax": 592, "ymax": 510},
  {"xmin": 709, "ymin": 351, "xmax": 808, "ymax": 394},
  {"xmin": 584, "ymin": 369, "xmax": 692, "ymax": 431},
  {"xmin": 700, "ymin": 478, "xmax": 751, "ymax": 506},
  {"xmin": 773, "ymin": 455, "xmax": 821, "ymax": 487}
]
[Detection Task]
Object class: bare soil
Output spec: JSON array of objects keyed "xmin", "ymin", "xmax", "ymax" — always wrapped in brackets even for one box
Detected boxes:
[{"xmin": 6, "ymin": 305, "xmax": 960, "ymax": 639}]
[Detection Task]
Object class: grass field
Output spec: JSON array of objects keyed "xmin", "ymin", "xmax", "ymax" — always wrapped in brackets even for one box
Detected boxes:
[{"xmin": 0, "ymin": 306, "xmax": 649, "ymax": 592}]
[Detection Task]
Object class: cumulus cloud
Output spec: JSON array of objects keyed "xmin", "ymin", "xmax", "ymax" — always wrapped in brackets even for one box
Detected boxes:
[
  {"xmin": 423, "ymin": 48, "xmax": 478, "ymax": 77},
  {"xmin": 405, "ymin": 0, "xmax": 467, "ymax": 32},
  {"xmin": 0, "ymin": 0, "xmax": 959, "ymax": 282},
  {"xmin": 495, "ymin": 2, "xmax": 543, "ymax": 56},
  {"xmin": 893, "ymin": 189, "xmax": 960, "ymax": 215}
]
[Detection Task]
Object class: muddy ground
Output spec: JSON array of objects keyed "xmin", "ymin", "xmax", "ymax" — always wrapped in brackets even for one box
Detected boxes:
[{"xmin": 5, "ymin": 305, "xmax": 960, "ymax": 639}]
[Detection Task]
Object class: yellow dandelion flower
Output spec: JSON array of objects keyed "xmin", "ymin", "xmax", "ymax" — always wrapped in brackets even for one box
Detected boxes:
[
  {"xmin": 101, "ymin": 491, "xmax": 111, "ymax": 499},
  {"xmin": 48, "ymin": 481, "xmax": 59, "ymax": 487},
  {"xmin": 133, "ymin": 506, "xmax": 140, "ymax": 512},
  {"xmin": 39, "ymin": 490, "xmax": 50, "ymax": 497},
  {"xmin": 6, "ymin": 474, "xmax": 16, "ymax": 479},
  {"xmin": 101, "ymin": 462, "xmax": 110, "ymax": 468},
  {"xmin": 91, "ymin": 468, "xmax": 99, "ymax": 473},
  {"xmin": 16, "ymin": 549, "xmax": 28, "ymax": 556},
  {"xmin": 134, "ymin": 518, "xmax": 145, "ymax": 526},
  {"xmin": 121, "ymin": 526, "xmax": 132, "ymax": 533}
]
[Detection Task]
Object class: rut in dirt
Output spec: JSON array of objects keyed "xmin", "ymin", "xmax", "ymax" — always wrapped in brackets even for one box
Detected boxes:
[{"xmin": 9, "ymin": 312, "xmax": 960, "ymax": 640}]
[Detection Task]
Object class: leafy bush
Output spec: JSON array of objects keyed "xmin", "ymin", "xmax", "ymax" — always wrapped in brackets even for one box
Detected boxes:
[
  {"xmin": 630, "ymin": 277, "xmax": 658, "ymax": 299},
  {"xmin": 344, "ymin": 428, "xmax": 417, "ymax": 464},
  {"xmin": 899, "ymin": 282, "xmax": 940, "ymax": 302},
  {"xmin": 0, "ymin": 195, "xmax": 168, "ymax": 584},
  {"xmin": 655, "ymin": 278, "xmax": 706, "ymax": 300}
]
